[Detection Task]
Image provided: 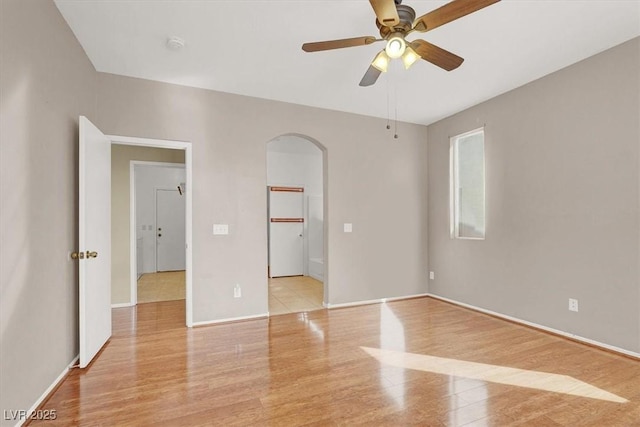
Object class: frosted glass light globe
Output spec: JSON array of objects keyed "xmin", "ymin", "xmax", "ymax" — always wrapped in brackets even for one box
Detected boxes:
[{"xmin": 385, "ymin": 36, "xmax": 406, "ymax": 59}]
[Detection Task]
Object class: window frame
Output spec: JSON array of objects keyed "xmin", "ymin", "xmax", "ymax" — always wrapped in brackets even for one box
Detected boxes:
[{"xmin": 449, "ymin": 127, "xmax": 486, "ymax": 240}]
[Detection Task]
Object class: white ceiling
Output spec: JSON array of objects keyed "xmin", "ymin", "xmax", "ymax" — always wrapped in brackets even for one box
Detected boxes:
[{"xmin": 54, "ymin": 0, "xmax": 640, "ymax": 126}]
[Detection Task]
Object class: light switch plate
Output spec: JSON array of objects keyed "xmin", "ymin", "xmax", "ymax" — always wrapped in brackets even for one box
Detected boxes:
[
  {"xmin": 213, "ymin": 224, "xmax": 229, "ymax": 235},
  {"xmin": 344, "ymin": 223, "xmax": 353, "ymax": 233}
]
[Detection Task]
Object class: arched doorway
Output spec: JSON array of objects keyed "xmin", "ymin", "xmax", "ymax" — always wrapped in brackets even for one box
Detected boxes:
[{"xmin": 266, "ymin": 134, "xmax": 327, "ymax": 315}]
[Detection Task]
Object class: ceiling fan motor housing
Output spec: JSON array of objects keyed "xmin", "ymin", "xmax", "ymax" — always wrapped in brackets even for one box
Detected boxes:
[{"xmin": 376, "ymin": 4, "xmax": 416, "ymax": 38}]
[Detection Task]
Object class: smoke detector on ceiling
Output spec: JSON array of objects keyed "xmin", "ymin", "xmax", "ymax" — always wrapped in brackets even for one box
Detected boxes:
[{"xmin": 166, "ymin": 36, "xmax": 185, "ymax": 51}]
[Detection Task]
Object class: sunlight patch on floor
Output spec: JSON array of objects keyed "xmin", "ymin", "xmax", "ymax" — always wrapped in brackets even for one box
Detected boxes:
[{"xmin": 361, "ymin": 346, "xmax": 628, "ymax": 403}]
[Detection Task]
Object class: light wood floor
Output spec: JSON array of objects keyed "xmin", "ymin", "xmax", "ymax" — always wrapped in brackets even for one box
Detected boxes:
[
  {"xmin": 137, "ymin": 270, "xmax": 185, "ymax": 303},
  {"xmin": 269, "ymin": 276, "xmax": 324, "ymax": 314},
  {"xmin": 32, "ymin": 297, "xmax": 640, "ymax": 426}
]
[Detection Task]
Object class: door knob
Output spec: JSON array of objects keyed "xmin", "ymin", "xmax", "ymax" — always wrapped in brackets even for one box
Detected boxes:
[
  {"xmin": 86, "ymin": 251, "xmax": 98, "ymax": 259},
  {"xmin": 71, "ymin": 251, "xmax": 85, "ymax": 260}
]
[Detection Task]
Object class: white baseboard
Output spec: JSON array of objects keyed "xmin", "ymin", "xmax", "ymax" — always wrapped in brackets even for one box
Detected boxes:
[
  {"xmin": 326, "ymin": 293, "xmax": 430, "ymax": 309},
  {"xmin": 15, "ymin": 355, "xmax": 79, "ymax": 427},
  {"xmin": 192, "ymin": 312, "xmax": 269, "ymax": 327},
  {"xmin": 111, "ymin": 302, "xmax": 134, "ymax": 308},
  {"xmin": 427, "ymin": 293, "xmax": 640, "ymax": 360}
]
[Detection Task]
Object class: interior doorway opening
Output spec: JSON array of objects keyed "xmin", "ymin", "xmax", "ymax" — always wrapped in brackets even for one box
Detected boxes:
[
  {"xmin": 266, "ymin": 134, "xmax": 327, "ymax": 315},
  {"xmin": 109, "ymin": 135, "xmax": 194, "ymax": 327},
  {"xmin": 129, "ymin": 160, "xmax": 186, "ymax": 305}
]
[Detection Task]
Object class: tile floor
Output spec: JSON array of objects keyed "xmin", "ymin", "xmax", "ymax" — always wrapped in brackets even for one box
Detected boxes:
[
  {"xmin": 268, "ymin": 276, "xmax": 324, "ymax": 315},
  {"xmin": 137, "ymin": 270, "xmax": 186, "ymax": 303}
]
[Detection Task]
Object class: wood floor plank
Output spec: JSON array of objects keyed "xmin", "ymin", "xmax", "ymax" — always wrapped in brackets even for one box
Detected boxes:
[{"xmin": 29, "ymin": 297, "xmax": 640, "ymax": 426}]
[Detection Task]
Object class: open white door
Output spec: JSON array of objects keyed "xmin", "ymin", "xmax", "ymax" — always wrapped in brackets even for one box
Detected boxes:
[{"xmin": 78, "ymin": 116, "xmax": 112, "ymax": 368}]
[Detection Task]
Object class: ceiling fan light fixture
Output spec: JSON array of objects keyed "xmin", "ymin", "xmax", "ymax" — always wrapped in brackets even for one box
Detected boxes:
[
  {"xmin": 402, "ymin": 46, "xmax": 420, "ymax": 69},
  {"xmin": 372, "ymin": 50, "xmax": 390, "ymax": 72},
  {"xmin": 385, "ymin": 34, "xmax": 406, "ymax": 59}
]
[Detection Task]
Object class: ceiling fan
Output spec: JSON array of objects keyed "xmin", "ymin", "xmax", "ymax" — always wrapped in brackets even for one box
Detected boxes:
[{"xmin": 302, "ymin": 0, "xmax": 501, "ymax": 86}]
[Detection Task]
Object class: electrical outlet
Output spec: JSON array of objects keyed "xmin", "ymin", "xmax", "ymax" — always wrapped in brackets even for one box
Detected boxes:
[
  {"xmin": 568, "ymin": 298, "xmax": 579, "ymax": 312},
  {"xmin": 429, "ymin": 271, "xmax": 435, "ymax": 280},
  {"xmin": 234, "ymin": 284, "xmax": 242, "ymax": 298}
]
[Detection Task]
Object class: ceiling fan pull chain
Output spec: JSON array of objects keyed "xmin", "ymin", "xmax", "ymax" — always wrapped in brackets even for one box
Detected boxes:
[
  {"xmin": 394, "ymin": 106, "xmax": 399, "ymax": 139},
  {"xmin": 386, "ymin": 74, "xmax": 391, "ymax": 130},
  {"xmin": 393, "ymin": 71, "xmax": 399, "ymax": 139}
]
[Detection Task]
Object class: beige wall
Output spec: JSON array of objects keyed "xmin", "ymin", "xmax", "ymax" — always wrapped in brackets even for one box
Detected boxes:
[
  {"xmin": 8, "ymin": 0, "xmax": 636, "ymax": 420},
  {"xmin": 111, "ymin": 146, "xmax": 185, "ymax": 305},
  {"xmin": 427, "ymin": 37, "xmax": 640, "ymax": 353},
  {"xmin": 0, "ymin": 0, "xmax": 98, "ymax": 422},
  {"xmin": 0, "ymin": 0, "xmax": 429, "ymax": 414},
  {"xmin": 95, "ymin": 73, "xmax": 430, "ymax": 322}
]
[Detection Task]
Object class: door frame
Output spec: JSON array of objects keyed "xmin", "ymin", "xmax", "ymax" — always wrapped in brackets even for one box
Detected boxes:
[{"xmin": 109, "ymin": 134, "xmax": 194, "ymax": 327}]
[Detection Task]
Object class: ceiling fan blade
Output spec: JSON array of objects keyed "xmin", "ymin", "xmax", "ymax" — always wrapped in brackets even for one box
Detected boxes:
[
  {"xmin": 359, "ymin": 65, "xmax": 382, "ymax": 87},
  {"xmin": 410, "ymin": 40, "xmax": 464, "ymax": 71},
  {"xmin": 302, "ymin": 36, "xmax": 378, "ymax": 52},
  {"xmin": 413, "ymin": 0, "xmax": 500, "ymax": 32},
  {"xmin": 369, "ymin": 0, "xmax": 400, "ymax": 27}
]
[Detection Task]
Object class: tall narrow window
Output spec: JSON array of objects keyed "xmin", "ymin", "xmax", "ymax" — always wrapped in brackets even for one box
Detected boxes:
[{"xmin": 450, "ymin": 128, "xmax": 485, "ymax": 239}]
